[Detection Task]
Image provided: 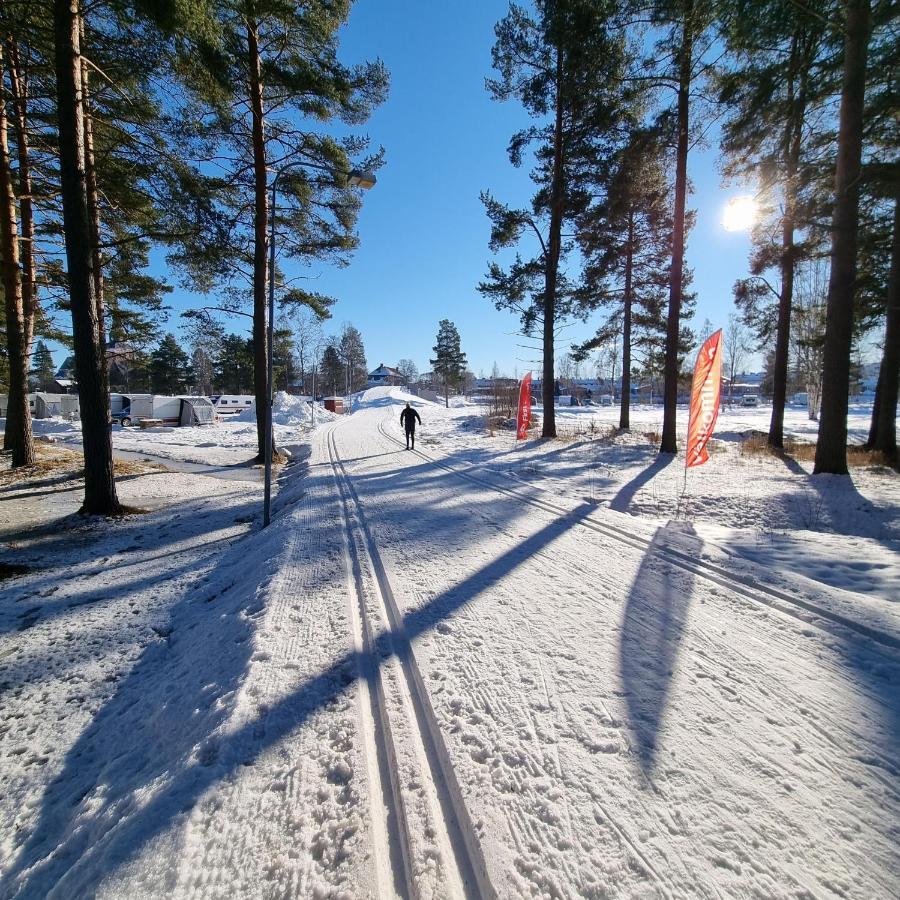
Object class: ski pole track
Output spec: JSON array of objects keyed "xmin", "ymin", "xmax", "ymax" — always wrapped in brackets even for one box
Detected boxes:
[
  {"xmin": 376, "ymin": 417, "xmax": 900, "ymax": 654},
  {"xmin": 172, "ymin": 454, "xmax": 371, "ymax": 900},
  {"xmin": 376, "ymin": 410, "xmax": 899, "ymax": 895},
  {"xmin": 382, "ymin": 413, "xmax": 900, "ymax": 788},
  {"xmin": 327, "ymin": 424, "xmax": 496, "ymax": 900},
  {"xmin": 325, "ymin": 424, "xmax": 413, "ymax": 899}
]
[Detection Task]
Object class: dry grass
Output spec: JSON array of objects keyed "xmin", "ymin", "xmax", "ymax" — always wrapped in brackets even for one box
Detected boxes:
[
  {"xmin": 740, "ymin": 432, "xmax": 894, "ymax": 469},
  {"xmin": 0, "ymin": 442, "xmax": 165, "ymax": 488}
]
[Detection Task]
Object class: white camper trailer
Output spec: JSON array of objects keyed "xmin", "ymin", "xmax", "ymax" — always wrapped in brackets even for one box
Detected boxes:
[
  {"xmin": 111, "ymin": 394, "xmax": 214, "ymax": 426},
  {"xmin": 210, "ymin": 395, "xmax": 254, "ymax": 415}
]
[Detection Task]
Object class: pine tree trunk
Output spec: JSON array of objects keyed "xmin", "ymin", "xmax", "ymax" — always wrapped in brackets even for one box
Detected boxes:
[
  {"xmin": 79, "ymin": 17, "xmax": 106, "ymax": 348},
  {"xmin": 247, "ymin": 14, "xmax": 270, "ymax": 463},
  {"xmin": 660, "ymin": 3, "xmax": 693, "ymax": 455},
  {"xmin": 814, "ymin": 0, "xmax": 871, "ymax": 475},
  {"xmin": 769, "ymin": 34, "xmax": 806, "ymax": 450},
  {"xmin": 5, "ymin": 35, "xmax": 36, "ymax": 362},
  {"xmin": 0, "ymin": 42, "xmax": 33, "ymax": 467},
  {"xmin": 620, "ymin": 209, "xmax": 634, "ymax": 430},
  {"xmin": 542, "ymin": 48, "xmax": 565, "ymax": 439},
  {"xmin": 868, "ymin": 194, "xmax": 899, "ymax": 462},
  {"xmin": 53, "ymin": 0, "xmax": 120, "ymax": 514}
]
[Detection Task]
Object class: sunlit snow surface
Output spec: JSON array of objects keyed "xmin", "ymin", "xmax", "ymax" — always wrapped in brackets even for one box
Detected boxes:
[{"xmin": 1, "ymin": 387, "xmax": 898, "ymax": 898}]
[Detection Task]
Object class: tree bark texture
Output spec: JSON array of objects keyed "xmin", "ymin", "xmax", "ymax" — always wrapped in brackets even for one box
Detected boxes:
[
  {"xmin": 769, "ymin": 32, "xmax": 811, "ymax": 450},
  {"xmin": 79, "ymin": 15, "xmax": 106, "ymax": 347},
  {"xmin": 660, "ymin": 3, "xmax": 693, "ymax": 455},
  {"xmin": 868, "ymin": 194, "xmax": 899, "ymax": 461},
  {"xmin": 620, "ymin": 209, "xmax": 634, "ymax": 430},
  {"xmin": 5, "ymin": 34, "xmax": 36, "ymax": 356},
  {"xmin": 53, "ymin": 0, "xmax": 120, "ymax": 513},
  {"xmin": 247, "ymin": 14, "xmax": 271, "ymax": 462},
  {"xmin": 814, "ymin": 0, "xmax": 871, "ymax": 475},
  {"xmin": 542, "ymin": 47, "xmax": 565, "ymax": 439},
  {"xmin": 0, "ymin": 42, "xmax": 33, "ymax": 467}
]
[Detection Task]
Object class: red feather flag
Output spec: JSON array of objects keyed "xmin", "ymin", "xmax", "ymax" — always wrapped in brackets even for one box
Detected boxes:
[
  {"xmin": 516, "ymin": 372, "xmax": 532, "ymax": 440},
  {"xmin": 686, "ymin": 330, "xmax": 723, "ymax": 468}
]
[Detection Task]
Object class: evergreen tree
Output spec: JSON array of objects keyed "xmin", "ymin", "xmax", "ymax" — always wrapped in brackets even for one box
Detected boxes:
[
  {"xmin": 338, "ymin": 324, "xmax": 368, "ymax": 394},
  {"xmin": 719, "ymin": 0, "xmax": 830, "ymax": 449},
  {"xmin": 176, "ymin": 0, "xmax": 388, "ymax": 460},
  {"xmin": 215, "ymin": 334, "xmax": 254, "ymax": 394},
  {"xmin": 30, "ymin": 340, "xmax": 55, "ymax": 391},
  {"xmin": 320, "ymin": 343, "xmax": 344, "ymax": 397},
  {"xmin": 53, "ymin": 0, "xmax": 121, "ymax": 513},
  {"xmin": 645, "ymin": 0, "xmax": 715, "ymax": 454},
  {"xmin": 574, "ymin": 127, "xmax": 689, "ymax": 429},
  {"xmin": 479, "ymin": 0, "xmax": 628, "ymax": 438},
  {"xmin": 814, "ymin": 0, "xmax": 872, "ymax": 474},
  {"xmin": 273, "ymin": 328, "xmax": 295, "ymax": 392},
  {"xmin": 430, "ymin": 319, "xmax": 467, "ymax": 408},
  {"xmin": 149, "ymin": 333, "xmax": 193, "ymax": 394}
]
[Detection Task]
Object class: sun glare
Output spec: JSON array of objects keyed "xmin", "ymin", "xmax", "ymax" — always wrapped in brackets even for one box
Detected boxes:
[{"xmin": 723, "ymin": 195, "xmax": 758, "ymax": 232}]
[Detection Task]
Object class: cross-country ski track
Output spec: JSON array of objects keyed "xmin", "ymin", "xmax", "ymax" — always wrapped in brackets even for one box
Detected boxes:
[
  {"xmin": 312, "ymin": 390, "xmax": 899, "ymax": 898},
  {"xmin": 1, "ymin": 385, "xmax": 897, "ymax": 898}
]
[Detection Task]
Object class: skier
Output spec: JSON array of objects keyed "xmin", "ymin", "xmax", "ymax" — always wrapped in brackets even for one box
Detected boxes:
[{"xmin": 399, "ymin": 402, "xmax": 422, "ymax": 450}]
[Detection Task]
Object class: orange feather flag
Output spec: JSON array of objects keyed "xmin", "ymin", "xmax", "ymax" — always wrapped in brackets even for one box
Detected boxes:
[
  {"xmin": 516, "ymin": 372, "xmax": 532, "ymax": 440},
  {"xmin": 686, "ymin": 330, "xmax": 723, "ymax": 468}
]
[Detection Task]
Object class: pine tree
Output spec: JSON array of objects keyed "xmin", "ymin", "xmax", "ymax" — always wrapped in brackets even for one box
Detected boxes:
[
  {"xmin": 647, "ymin": 0, "xmax": 715, "ymax": 455},
  {"xmin": 479, "ymin": 0, "xmax": 628, "ymax": 438},
  {"xmin": 431, "ymin": 319, "xmax": 467, "ymax": 408},
  {"xmin": 574, "ymin": 127, "xmax": 687, "ymax": 429},
  {"xmin": 215, "ymin": 334, "xmax": 254, "ymax": 394},
  {"xmin": 814, "ymin": 0, "xmax": 872, "ymax": 474},
  {"xmin": 175, "ymin": 0, "xmax": 388, "ymax": 460},
  {"xmin": 338, "ymin": 324, "xmax": 368, "ymax": 395},
  {"xmin": 719, "ymin": 0, "xmax": 830, "ymax": 449},
  {"xmin": 53, "ymin": 0, "xmax": 121, "ymax": 513},
  {"xmin": 30, "ymin": 340, "xmax": 55, "ymax": 391},
  {"xmin": 320, "ymin": 343, "xmax": 344, "ymax": 397},
  {"xmin": 149, "ymin": 334, "xmax": 193, "ymax": 394}
]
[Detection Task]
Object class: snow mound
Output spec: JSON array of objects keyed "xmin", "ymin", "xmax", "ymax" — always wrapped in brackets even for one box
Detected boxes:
[{"xmin": 233, "ymin": 392, "xmax": 339, "ymax": 426}]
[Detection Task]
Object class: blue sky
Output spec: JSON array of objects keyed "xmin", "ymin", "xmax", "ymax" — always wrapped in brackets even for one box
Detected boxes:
[{"xmin": 49, "ymin": 0, "xmax": 757, "ymax": 378}]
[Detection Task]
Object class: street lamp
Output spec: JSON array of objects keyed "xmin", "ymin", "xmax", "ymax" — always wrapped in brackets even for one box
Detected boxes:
[{"xmin": 263, "ymin": 167, "xmax": 376, "ymax": 527}]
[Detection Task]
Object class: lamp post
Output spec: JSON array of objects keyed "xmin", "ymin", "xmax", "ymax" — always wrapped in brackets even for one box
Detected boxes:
[{"xmin": 263, "ymin": 167, "xmax": 376, "ymax": 528}]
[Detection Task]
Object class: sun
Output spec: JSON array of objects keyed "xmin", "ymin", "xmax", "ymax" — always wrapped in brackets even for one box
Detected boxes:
[{"xmin": 723, "ymin": 195, "xmax": 758, "ymax": 232}]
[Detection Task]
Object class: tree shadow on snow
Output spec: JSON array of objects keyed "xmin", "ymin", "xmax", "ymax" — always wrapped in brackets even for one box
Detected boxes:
[
  {"xmin": 609, "ymin": 452, "xmax": 677, "ymax": 514},
  {"xmin": 619, "ymin": 522, "xmax": 698, "ymax": 778},
  {"xmin": 0, "ymin": 458, "xmax": 591, "ymax": 897}
]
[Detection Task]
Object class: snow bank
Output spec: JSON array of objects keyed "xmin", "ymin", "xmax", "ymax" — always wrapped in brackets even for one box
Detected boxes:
[{"xmin": 233, "ymin": 391, "xmax": 339, "ymax": 426}]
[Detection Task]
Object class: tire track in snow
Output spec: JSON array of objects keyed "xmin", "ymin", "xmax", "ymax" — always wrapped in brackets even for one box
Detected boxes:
[
  {"xmin": 377, "ymin": 419, "xmax": 900, "ymax": 654},
  {"xmin": 328, "ymin": 425, "xmax": 496, "ymax": 900}
]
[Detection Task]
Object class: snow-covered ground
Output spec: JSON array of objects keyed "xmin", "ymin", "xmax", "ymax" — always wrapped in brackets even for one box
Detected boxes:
[{"xmin": 1, "ymin": 387, "xmax": 898, "ymax": 898}]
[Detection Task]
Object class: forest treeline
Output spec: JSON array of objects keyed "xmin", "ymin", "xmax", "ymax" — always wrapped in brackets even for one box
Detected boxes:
[
  {"xmin": 0, "ymin": 0, "xmax": 386, "ymax": 513},
  {"xmin": 479, "ymin": 0, "xmax": 896, "ymax": 471},
  {"xmin": 0, "ymin": 0, "xmax": 897, "ymax": 517}
]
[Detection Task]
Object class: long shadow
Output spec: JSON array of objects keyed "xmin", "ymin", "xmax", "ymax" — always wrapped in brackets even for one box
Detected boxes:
[
  {"xmin": 771, "ymin": 450, "xmax": 896, "ymax": 543},
  {"xmin": 609, "ymin": 452, "xmax": 677, "ymax": 514},
  {"xmin": 1, "ymin": 453, "xmax": 590, "ymax": 897},
  {"xmin": 619, "ymin": 522, "xmax": 697, "ymax": 777}
]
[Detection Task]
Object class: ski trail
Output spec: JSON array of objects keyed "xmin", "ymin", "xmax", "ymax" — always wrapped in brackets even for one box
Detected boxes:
[
  {"xmin": 377, "ymin": 417, "xmax": 900, "ymax": 653},
  {"xmin": 328, "ymin": 425, "xmax": 496, "ymax": 899}
]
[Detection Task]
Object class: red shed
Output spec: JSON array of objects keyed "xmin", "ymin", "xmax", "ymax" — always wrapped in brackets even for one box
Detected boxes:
[{"xmin": 324, "ymin": 396, "xmax": 344, "ymax": 414}]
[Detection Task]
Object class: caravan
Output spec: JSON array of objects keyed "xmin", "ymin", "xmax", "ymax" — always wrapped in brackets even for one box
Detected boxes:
[
  {"xmin": 111, "ymin": 394, "xmax": 216, "ymax": 426},
  {"xmin": 210, "ymin": 395, "xmax": 254, "ymax": 416}
]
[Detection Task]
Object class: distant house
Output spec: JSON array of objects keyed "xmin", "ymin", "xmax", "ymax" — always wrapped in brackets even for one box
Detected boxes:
[{"xmin": 368, "ymin": 363, "xmax": 405, "ymax": 386}]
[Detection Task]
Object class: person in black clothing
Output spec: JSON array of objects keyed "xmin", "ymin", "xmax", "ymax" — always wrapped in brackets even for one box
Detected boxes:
[{"xmin": 399, "ymin": 402, "xmax": 421, "ymax": 449}]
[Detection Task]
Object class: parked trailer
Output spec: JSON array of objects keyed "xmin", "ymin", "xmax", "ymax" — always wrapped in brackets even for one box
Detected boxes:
[
  {"xmin": 210, "ymin": 394, "xmax": 254, "ymax": 415},
  {"xmin": 111, "ymin": 395, "xmax": 215, "ymax": 427}
]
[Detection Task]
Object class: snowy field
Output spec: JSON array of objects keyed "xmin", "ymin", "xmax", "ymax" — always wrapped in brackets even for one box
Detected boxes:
[{"xmin": 1, "ymin": 387, "xmax": 898, "ymax": 898}]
